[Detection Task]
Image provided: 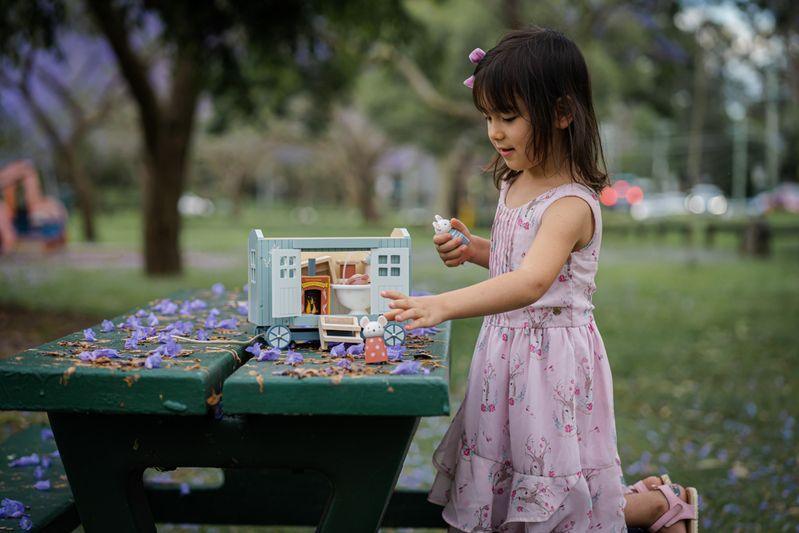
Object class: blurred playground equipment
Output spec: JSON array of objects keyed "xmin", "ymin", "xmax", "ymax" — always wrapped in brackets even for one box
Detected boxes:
[{"xmin": 0, "ymin": 160, "xmax": 67, "ymax": 254}]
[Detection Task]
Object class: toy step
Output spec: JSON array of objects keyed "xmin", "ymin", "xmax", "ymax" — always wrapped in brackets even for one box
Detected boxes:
[{"xmin": 318, "ymin": 315, "xmax": 363, "ymax": 350}]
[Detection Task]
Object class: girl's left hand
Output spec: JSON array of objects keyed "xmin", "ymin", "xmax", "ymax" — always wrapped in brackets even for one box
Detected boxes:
[{"xmin": 381, "ymin": 291, "xmax": 449, "ymax": 330}]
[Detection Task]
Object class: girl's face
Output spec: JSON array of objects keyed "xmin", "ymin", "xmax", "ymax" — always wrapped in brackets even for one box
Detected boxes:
[{"xmin": 484, "ymin": 109, "xmax": 535, "ymax": 172}]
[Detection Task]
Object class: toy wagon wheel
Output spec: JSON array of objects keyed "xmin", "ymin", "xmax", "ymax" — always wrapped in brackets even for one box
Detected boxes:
[
  {"xmin": 383, "ymin": 322, "xmax": 406, "ymax": 347},
  {"xmin": 265, "ymin": 325, "xmax": 292, "ymax": 350}
]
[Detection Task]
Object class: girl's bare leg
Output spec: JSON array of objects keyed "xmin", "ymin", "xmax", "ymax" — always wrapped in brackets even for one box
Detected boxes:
[{"xmin": 624, "ymin": 478, "xmax": 689, "ymax": 533}]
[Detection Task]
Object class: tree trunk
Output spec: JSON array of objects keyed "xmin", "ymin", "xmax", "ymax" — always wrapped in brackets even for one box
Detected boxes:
[
  {"xmin": 142, "ymin": 126, "xmax": 193, "ymax": 275},
  {"xmin": 686, "ymin": 45, "xmax": 707, "ymax": 185},
  {"xmin": 62, "ymin": 150, "xmax": 97, "ymax": 242},
  {"xmin": 355, "ymin": 165, "xmax": 379, "ymax": 222}
]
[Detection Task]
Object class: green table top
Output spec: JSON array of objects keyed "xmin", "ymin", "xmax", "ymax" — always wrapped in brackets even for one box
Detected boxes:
[
  {"xmin": 223, "ymin": 322, "xmax": 451, "ymax": 417},
  {"xmin": 0, "ymin": 288, "xmax": 451, "ymax": 417}
]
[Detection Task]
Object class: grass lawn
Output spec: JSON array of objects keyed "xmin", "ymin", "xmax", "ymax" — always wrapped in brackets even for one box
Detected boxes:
[{"xmin": 1, "ymin": 205, "xmax": 797, "ymax": 531}]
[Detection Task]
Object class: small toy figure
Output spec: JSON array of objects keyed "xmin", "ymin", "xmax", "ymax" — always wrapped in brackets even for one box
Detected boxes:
[
  {"xmin": 360, "ymin": 315, "xmax": 388, "ymax": 364},
  {"xmin": 432, "ymin": 214, "xmax": 470, "ymax": 246}
]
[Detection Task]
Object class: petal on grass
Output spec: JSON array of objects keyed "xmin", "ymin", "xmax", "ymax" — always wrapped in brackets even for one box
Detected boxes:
[
  {"xmin": 83, "ymin": 328, "xmax": 96, "ymax": 342},
  {"xmin": 100, "ymin": 320, "xmax": 115, "ymax": 332}
]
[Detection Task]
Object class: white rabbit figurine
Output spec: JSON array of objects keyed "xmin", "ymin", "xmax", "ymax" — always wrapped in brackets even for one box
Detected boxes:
[
  {"xmin": 432, "ymin": 214, "xmax": 470, "ymax": 246},
  {"xmin": 360, "ymin": 315, "xmax": 388, "ymax": 364}
]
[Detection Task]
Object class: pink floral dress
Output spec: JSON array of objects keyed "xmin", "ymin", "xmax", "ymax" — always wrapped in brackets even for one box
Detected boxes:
[{"xmin": 428, "ymin": 182, "xmax": 626, "ymax": 532}]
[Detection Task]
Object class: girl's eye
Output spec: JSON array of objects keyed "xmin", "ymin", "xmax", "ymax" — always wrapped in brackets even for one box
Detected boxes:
[{"xmin": 502, "ymin": 116, "xmax": 518, "ymax": 122}]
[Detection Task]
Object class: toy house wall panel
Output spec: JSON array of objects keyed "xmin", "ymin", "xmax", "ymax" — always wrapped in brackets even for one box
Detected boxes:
[
  {"xmin": 271, "ymin": 248, "xmax": 302, "ymax": 317},
  {"xmin": 370, "ymin": 247, "xmax": 410, "ymax": 315}
]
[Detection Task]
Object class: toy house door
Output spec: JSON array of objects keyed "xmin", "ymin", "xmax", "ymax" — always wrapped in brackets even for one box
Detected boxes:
[
  {"xmin": 370, "ymin": 248, "xmax": 409, "ymax": 315},
  {"xmin": 270, "ymin": 248, "xmax": 301, "ymax": 318}
]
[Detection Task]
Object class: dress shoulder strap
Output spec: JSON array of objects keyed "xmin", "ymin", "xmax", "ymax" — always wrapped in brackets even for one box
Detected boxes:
[{"xmin": 534, "ymin": 182, "xmax": 603, "ymax": 252}]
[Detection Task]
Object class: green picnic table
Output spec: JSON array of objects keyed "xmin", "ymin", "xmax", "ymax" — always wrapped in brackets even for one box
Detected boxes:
[{"xmin": 0, "ymin": 288, "xmax": 451, "ymax": 532}]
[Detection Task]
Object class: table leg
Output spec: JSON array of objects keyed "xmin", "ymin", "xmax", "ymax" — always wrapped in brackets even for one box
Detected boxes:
[
  {"xmin": 316, "ymin": 417, "xmax": 419, "ymax": 533},
  {"xmin": 48, "ymin": 412, "xmax": 155, "ymax": 532},
  {"xmin": 48, "ymin": 412, "xmax": 419, "ymax": 532}
]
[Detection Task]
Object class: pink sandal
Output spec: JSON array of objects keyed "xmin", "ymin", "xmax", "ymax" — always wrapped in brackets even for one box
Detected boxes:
[
  {"xmin": 629, "ymin": 474, "xmax": 672, "ymax": 494},
  {"xmin": 649, "ymin": 483, "xmax": 699, "ymax": 532}
]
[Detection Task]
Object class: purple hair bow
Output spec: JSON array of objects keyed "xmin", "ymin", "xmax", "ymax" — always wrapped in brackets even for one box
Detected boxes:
[{"xmin": 463, "ymin": 47, "xmax": 486, "ymax": 88}]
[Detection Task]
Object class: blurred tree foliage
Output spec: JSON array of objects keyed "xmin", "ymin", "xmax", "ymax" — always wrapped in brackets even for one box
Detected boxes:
[{"xmin": 0, "ymin": 0, "xmax": 415, "ymax": 275}]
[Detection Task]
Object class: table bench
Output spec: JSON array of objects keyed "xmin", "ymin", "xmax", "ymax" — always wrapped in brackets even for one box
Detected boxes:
[
  {"xmin": 0, "ymin": 425, "xmax": 79, "ymax": 532},
  {"xmin": 0, "ymin": 288, "xmax": 451, "ymax": 532}
]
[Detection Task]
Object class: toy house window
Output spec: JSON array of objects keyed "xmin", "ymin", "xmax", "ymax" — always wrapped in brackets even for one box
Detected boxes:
[
  {"xmin": 249, "ymin": 251, "xmax": 256, "ymax": 284},
  {"xmin": 378, "ymin": 255, "xmax": 387, "ymax": 264},
  {"xmin": 391, "ymin": 255, "xmax": 400, "ymax": 264},
  {"xmin": 379, "ymin": 267, "xmax": 388, "ymax": 276},
  {"xmin": 391, "ymin": 267, "xmax": 400, "ymax": 276},
  {"xmin": 281, "ymin": 257, "xmax": 286, "ymax": 266}
]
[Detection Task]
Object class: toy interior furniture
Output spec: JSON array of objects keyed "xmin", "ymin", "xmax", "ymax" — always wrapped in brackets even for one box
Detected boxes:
[
  {"xmin": 248, "ymin": 228, "xmax": 410, "ymax": 349},
  {"xmin": 0, "ymin": 288, "xmax": 451, "ymax": 532}
]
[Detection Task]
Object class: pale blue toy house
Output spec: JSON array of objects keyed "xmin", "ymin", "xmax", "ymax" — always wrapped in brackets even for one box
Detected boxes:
[{"xmin": 248, "ymin": 228, "xmax": 411, "ymax": 350}]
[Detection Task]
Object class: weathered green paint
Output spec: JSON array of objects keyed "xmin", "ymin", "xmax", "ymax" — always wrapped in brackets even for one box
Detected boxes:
[
  {"xmin": 0, "ymin": 289, "xmax": 249, "ymax": 415},
  {"xmin": 223, "ymin": 321, "xmax": 451, "ymax": 416},
  {"xmin": 0, "ymin": 425, "xmax": 80, "ymax": 532}
]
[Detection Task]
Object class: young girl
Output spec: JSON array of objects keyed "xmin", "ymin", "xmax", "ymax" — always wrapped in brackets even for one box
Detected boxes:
[{"xmin": 382, "ymin": 28, "xmax": 698, "ymax": 532}]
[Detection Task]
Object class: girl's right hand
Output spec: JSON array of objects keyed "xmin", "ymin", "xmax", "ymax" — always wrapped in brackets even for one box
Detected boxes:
[{"xmin": 433, "ymin": 218, "xmax": 473, "ymax": 267}]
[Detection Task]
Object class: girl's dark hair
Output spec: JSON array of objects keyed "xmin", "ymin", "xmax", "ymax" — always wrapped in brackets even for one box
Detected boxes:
[{"xmin": 472, "ymin": 27, "xmax": 609, "ymax": 193}]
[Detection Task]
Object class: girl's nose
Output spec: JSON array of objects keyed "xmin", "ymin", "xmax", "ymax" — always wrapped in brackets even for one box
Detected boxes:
[{"xmin": 488, "ymin": 123, "xmax": 504, "ymax": 141}]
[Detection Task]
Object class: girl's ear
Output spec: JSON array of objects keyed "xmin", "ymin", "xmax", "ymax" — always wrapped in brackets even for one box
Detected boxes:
[{"xmin": 555, "ymin": 96, "xmax": 574, "ymax": 130}]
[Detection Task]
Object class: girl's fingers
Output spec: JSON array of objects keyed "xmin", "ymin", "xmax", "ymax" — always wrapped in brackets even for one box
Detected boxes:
[
  {"xmin": 441, "ymin": 246, "xmax": 466, "ymax": 261},
  {"xmin": 381, "ymin": 290, "xmax": 407, "ymax": 300},
  {"xmin": 383, "ymin": 309, "xmax": 403, "ymax": 321},
  {"xmin": 405, "ymin": 317, "xmax": 426, "ymax": 330},
  {"xmin": 433, "ymin": 233, "xmax": 453, "ymax": 246},
  {"xmin": 397, "ymin": 308, "xmax": 421, "ymax": 322},
  {"xmin": 436, "ymin": 237, "xmax": 462, "ymax": 253},
  {"xmin": 388, "ymin": 299, "xmax": 410, "ymax": 310}
]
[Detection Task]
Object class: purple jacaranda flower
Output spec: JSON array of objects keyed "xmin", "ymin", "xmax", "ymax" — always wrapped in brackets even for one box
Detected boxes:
[
  {"xmin": 33, "ymin": 480, "xmax": 50, "ymax": 491},
  {"xmin": 145, "ymin": 353, "xmax": 162, "ymax": 369},
  {"xmin": 124, "ymin": 336, "xmax": 139, "ymax": 350},
  {"xmin": 9, "ymin": 453, "xmax": 39, "ymax": 467},
  {"xmin": 153, "ymin": 299, "xmax": 178, "ymax": 315},
  {"xmin": 196, "ymin": 329, "xmax": 208, "ymax": 341},
  {"xmin": 335, "ymin": 358, "xmax": 351, "ymax": 370},
  {"xmin": 391, "ymin": 360, "xmax": 429, "ymax": 375},
  {"xmin": 237, "ymin": 303, "xmax": 248, "ymax": 315},
  {"xmin": 346, "ymin": 344, "xmax": 364, "ymax": 357},
  {"xmin": 19, "ymin": 515, "xmax": 32, "ymax": 531},
  {"xmin": 285, "ymin": 351, "xmax": 304, "ymax": 365},
  {"xmin": 0, "ymin": 497, "xmax": 25, "ymax": 518},
  {"xmin": 83, "ymin": 328, "xmax": 96, "ymax": 342},
  {"xmin": 179, "ymin": 300, "xmax": 192, "ymax": 316},
  {"xmin": 40, "ymin": 455, "xmax": 51, "ymax": 469},
  {"xmin": 408, "ymin": 326, "xmax": 439, "ymax": 336},
  {"xmin": 257, "ymin": 347, "xmax": 281, "ymax": 362},
  {"xmin": 387, "ymin": 345, "xmax": 406, "ymax": 361},
  {"xmin": 158, "ymin": 331, "xmax": 174, "ymax": 344},
  {"xmin": 217, "ymin": 317, "xmax": 238, "ymax": 330},
  {"xmin": 209, "ymin": 308, "xmax": 220, "ymax": 317},
  {"xmin": 135, "ymin": 309, "xmax": 148, "ymax": 317},
  {"xmin": 189, "ymin": 299, "xmax": 207, "ymax": 311},
  {"xmin": 33, "ymin": 466, "xmax": 45, "ymax": 479},
  {"xmin": 204, "ymin": 315, "xmax": 218, "ymax": 329},
  {"xmin": 151, "ymin": 338, "xmax": 181, "ymax": 358},
  {"xmin": 180, "ymin": 482, "xmax": 190, "ymax": 496},
  {"xmin": 40, "ymin": 428, "xmax": 53, "ymax": 441},
  {"xmin": 175, "ymin": 321, "xmax": 193, "ymax": 335},
  {"xmin": 212, "ymin": 283, "xmax": 225, "ymax": 296},
  {"xmin": 147, "ymin": 313, "xmax": 159, "ymax": 327},
  {"xmin": 93, "ymin": 348, "xmax": 121, "ymax": 359},
  {"xmin": 124, "ymin": 315, "xmax": 140, "ymax": 329},
  {"xmin": 330, "ymin": 343, "xmax": 346, "ymax": 357},
  {"xmin": 78, "ymin": 351, "xmax": 93, "ymax": 361},
  {"xmin": 245, "ymin": 342, "xmax": 263, "ymax": 357},
  {"xmin": 100, "ymin": 319, "xmax": 115, "ymax": 332}
]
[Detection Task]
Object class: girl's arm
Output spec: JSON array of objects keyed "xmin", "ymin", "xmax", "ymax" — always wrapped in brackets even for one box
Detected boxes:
[
  {"xmin": 384, "ymin": 197, "xmax": 592, "ymax": 329},
  {"xmin": 465, "ymin": 234, "xmax": 490, "ymax": 269}
]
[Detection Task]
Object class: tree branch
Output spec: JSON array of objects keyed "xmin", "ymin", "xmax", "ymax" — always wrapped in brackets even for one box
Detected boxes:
[
  {"xmin": 85, "ymin": 0, "xmax": 161, "ymax": 154},
  {"xmin": 369, "ymin": 42, "xmax": 475, "ymax": 120}
]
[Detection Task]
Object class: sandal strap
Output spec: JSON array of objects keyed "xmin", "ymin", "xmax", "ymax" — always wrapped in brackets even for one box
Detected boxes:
[
  {"xmin": 649, "ymin": 485, "xmax": 697, "ymax": 532},
  {"xmin": 631, "ymin": 480, "xmax": 650, "ymax": 493}
]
